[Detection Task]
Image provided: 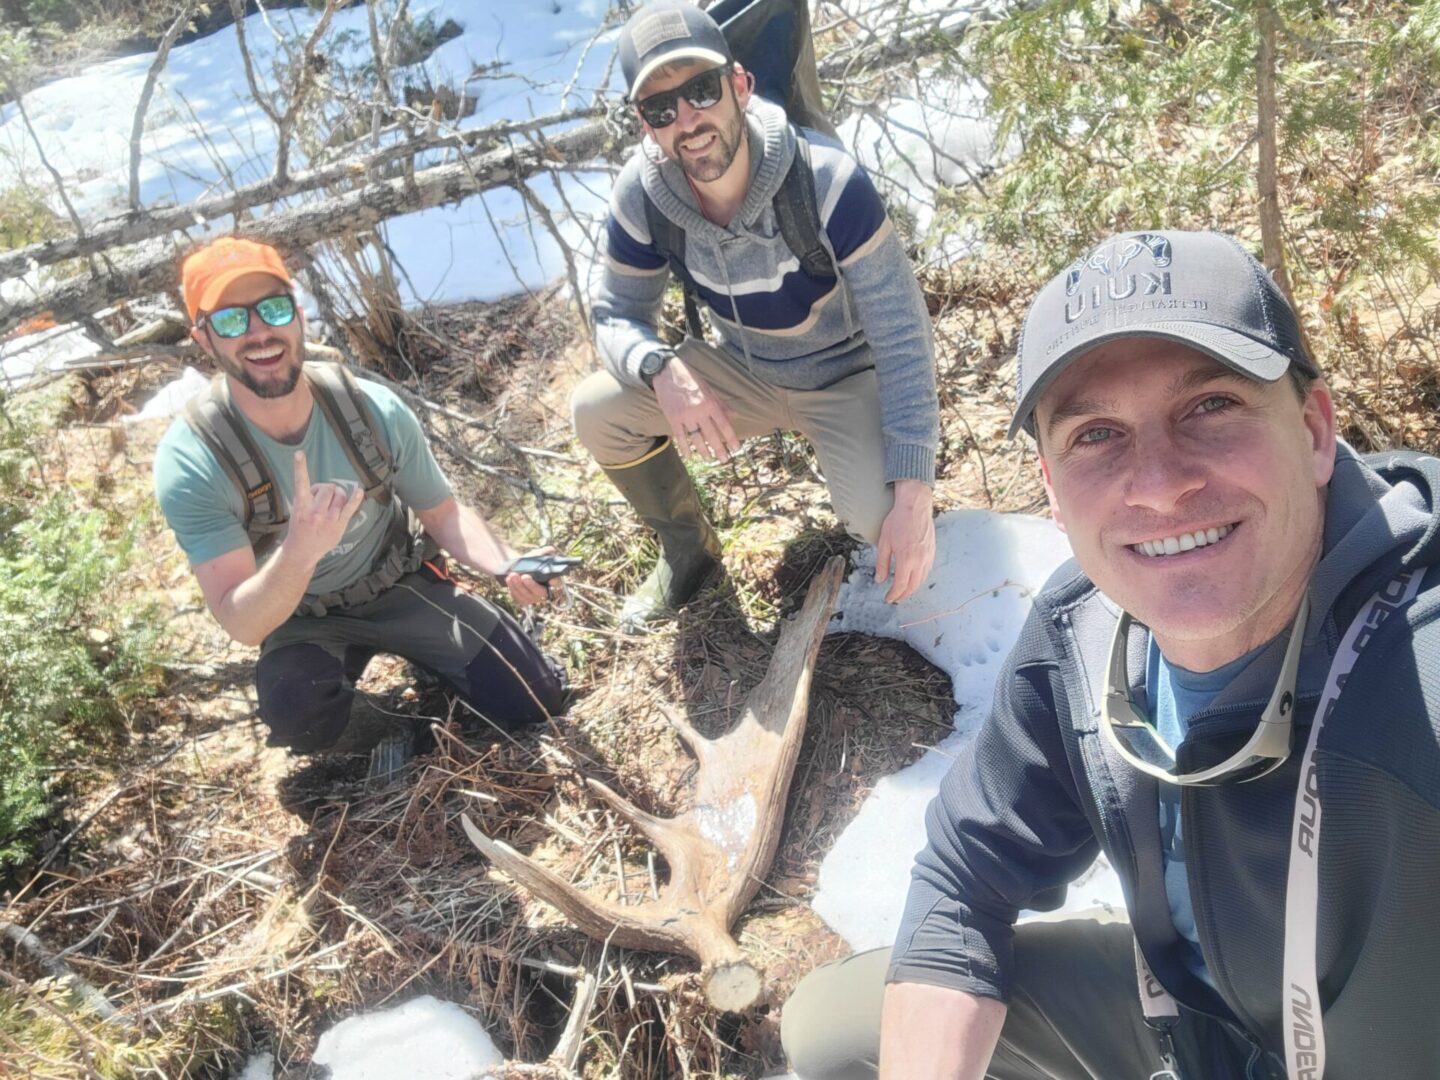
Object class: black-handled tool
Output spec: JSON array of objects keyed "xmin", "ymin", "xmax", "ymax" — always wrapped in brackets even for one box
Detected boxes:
[{"xmin": 498, "ymin": 553, "xmax": 582, "ymax": 585}]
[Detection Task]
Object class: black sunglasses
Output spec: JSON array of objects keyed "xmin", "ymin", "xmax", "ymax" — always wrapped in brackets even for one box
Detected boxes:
[
  {"xmin": 202, "ymin": 294, "xmax": 297, "ymax": 339},
  {"xmin": 634, "ymin": 66, "xmax": 727, "ymax": 129}
]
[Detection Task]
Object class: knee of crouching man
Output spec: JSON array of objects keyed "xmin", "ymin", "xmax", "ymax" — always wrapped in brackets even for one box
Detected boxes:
[
  {"xmin": 569, "ymin": 370, "xmax": 622, "ymax": 451},
  {"xmin": 256, "ymin": 645, "xmax": 354, "ymax": 753}
]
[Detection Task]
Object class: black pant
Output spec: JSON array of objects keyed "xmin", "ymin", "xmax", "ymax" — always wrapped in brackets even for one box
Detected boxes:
[{"xmin": 255, "ymin": 564, "xmax": 564, "ymax": 752}]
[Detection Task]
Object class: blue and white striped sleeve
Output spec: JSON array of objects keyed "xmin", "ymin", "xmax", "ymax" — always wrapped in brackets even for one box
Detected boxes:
[
  {"xmin": 819, "ymin": 148, "xmax": 939, "ymax": 486},
  {"xmin": 590, "ymin": 162, "xmax": 672, "ymax": 387}
]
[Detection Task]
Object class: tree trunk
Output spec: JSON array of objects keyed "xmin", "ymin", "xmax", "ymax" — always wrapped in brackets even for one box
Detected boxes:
[
  {"xmin": 1256, "ymin": 0, "xmax": 1314, "ymax": 356},
  {"xmin": 0, "ymin": 107, "xmax": 604, "ymax": 282}
]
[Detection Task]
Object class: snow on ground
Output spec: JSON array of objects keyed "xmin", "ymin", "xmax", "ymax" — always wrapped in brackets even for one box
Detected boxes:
[
  {"xmin": 241, "ymin": 996, "xmax": 504, "ymax": 1080},
  {"xmin": 814, "ymin": 509, "xmax": 1127, "ymax": 952},
  {"xmin": 121, "ymin": 365, "xmax": 212, "ymax": 423},
  {"xmin": 312, "ymin": 996, "xmax": 505, "ymax": 1078},
  {"xmin": 0, "ymin": 0, "xmax": 616, "ymax": 338},
  {"xmin": 839, "ymin": 75, "xmax": 1012, "ymax": 265},
  {"xmin": 0, "ymin": 324, "xmax": 100, "ymax": 388},
  {"xmin": 1, "ymin": 0, "xmax": 1009, "ymax": 387}
]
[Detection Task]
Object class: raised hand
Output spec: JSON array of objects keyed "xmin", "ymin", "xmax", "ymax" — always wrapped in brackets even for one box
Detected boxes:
[
  {"xmin": 653, "ymin": 357, "xmax": 742, "ymax": 462},
  {"xmin": 282, "ymin": 450, "xmax": 365, "ymax": 566}
]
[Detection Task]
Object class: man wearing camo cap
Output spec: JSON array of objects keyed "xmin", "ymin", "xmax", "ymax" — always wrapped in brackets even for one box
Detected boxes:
[{"xmin": 575, "ymin": 0, "xmax": 940, "ymax": 630}]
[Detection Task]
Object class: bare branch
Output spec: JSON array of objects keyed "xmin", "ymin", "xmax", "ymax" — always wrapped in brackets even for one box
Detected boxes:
[
  {"xmin": 0, "ymin": 920, "xmax": 127, "ymax": 1024},
  {"xmin": 0, "ymin": 105, "xmax": 607, "ymax": 280},
  {"xmin": 229, "ymin": 0, "xmax": 283, "ymax": 126},
  {"xmin": 129, "ymin": 0, "xmax": 201, "ymax": 212},
  {"xmin": 515, "ymin": 168, "xmax": 592, "ymax": 337},
  {"xmin": 0, "ymin": 107, "xmax": 615, "ymax": 329},
  {"xmin": 0, "ymin": 57, "xmax": 99, "ymax": 274},
  {"xmin": 272, "ymin": 0, "xmax": 344, "ymax": 182}
]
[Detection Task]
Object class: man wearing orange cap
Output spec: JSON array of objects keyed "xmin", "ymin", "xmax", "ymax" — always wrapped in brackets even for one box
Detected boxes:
[{"xmin": 154, "ymin": 237, "xmax": 566, "ymax": 767}]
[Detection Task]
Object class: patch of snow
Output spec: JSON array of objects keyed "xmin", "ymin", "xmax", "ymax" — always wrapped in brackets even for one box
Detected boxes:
[
  {"xmin": 310, "ymin": 996, "xmax": 505, "ymax": 1079},
  {"xmin": 123, "ymin": 365, "xmax": 212, "ymax": 424},
  {"xmin": 0, "ymin": 325, "xmax": 99, "ymax": 389},
  {"xmin": 0, "ymin": 1, "xmax": 616, "ymax": 314},
  {"xmin": 235, "ymin": 1051, "xmax": 274, "ymax": 1080},
  {"xmin": 838, "ymin": 75, "xmax": 1011, "ymax": 262},
  {"xmin": 815, "ymin": 509, "xmax": 1125, "ymax": 952}
]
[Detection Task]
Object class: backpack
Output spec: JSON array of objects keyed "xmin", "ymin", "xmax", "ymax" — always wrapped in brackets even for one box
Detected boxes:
[
  {"xmin": 642, "ymin": 0, "xmax": 839, "ymax": 339},
  {"xmin": 708, "ymin": 0, "xmax": 832, "ymax": 135},
  {"xmin": 183, "ymin": 362, "xmax": 431, "ymax": 617}
]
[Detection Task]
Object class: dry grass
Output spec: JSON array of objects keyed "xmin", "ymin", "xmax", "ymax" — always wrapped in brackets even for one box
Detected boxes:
[
  {"xmin": 0, "ymin": 289, "xmax": 964, "ymax": 1078},
  {"xmin": 4, "ymin": 211, "xmax": 1437, "ymax": 1078}
]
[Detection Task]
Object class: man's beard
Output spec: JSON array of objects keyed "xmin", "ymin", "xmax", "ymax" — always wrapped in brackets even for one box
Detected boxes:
[
  {"xmin": 673, "ymin": 109, "xmax": 745, "ymax": 183},
  {"xmin": 225, "ymin": 343, "xmax": 304, "ymax": 399}
]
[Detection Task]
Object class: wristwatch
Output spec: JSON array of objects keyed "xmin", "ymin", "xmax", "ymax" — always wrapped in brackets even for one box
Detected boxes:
[{"xmin": 638, "ymin": 348, "xmax": 675, "ymax": 388}]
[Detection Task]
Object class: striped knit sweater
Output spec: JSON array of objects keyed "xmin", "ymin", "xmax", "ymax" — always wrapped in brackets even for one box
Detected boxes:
[{"xmin": 591, "ymin": 97, "xmax": 940, "ymax": 486}]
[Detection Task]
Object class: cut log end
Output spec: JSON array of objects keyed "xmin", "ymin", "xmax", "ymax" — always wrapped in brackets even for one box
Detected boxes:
[{"xmin": 703, "ymin": 961, "xmax": 763, "ymax": 1013}]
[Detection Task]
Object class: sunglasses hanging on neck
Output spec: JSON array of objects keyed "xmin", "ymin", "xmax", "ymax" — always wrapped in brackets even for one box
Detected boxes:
[{"xmin": 1100, "ymin": 593, "xmax": 1310, "ymax": 786}]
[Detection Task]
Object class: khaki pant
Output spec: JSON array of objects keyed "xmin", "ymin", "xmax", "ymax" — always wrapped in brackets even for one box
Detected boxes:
[
  {"xmin": 781, "ymin": 913, "xmax": 1253, "ymax": 1080},
  {"xmin": 571, "ymin": 340, "xmax": 892, "ymax": 544}
]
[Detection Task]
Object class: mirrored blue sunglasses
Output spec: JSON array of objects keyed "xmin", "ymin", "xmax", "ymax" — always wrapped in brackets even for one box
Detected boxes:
[{"xmin": 203, "ymin": 294, "xmax": 297, "ymax": 339}]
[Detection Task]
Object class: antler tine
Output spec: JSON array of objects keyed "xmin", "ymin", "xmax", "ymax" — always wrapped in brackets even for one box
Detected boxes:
[
  {"xmin": 459, "ymin": 814, "xmax": 691, "ymax": 954},
  {"xmin": 583, "ymin": 776, "xmax": 693, "ymax": 878},
  {"xmin": 656, "ymin": 704, "xmax": 712, "ymax": 767}
]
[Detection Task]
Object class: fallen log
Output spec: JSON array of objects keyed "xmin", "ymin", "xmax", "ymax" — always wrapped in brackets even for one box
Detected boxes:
[
  {"xmin": 0, "ymin": 119, "xmax": 614, "ymax": 339},
  {"xmin": 0, "ymin": 105, "xmax": 607, "ymax": 283}
]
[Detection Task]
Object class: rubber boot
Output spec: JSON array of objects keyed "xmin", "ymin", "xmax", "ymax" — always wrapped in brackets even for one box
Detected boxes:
[{"xmin": 602, "ymin": 439, "xmax": 722, "ymax": 632}]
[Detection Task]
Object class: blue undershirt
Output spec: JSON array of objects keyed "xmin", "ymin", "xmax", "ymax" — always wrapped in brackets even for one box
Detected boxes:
[{"xmin": 1144, "ymin": 639, "xmax": 1264, "ymax": 989}]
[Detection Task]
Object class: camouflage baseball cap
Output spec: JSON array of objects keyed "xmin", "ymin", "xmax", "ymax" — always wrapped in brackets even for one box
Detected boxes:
[
  {"xmin": 1010, "ymin": 230, "xmax": 1321, "ymax": 439},
  {"xmin": 618, "ymin": 0, "xmax": 733, "ymax": 99}
]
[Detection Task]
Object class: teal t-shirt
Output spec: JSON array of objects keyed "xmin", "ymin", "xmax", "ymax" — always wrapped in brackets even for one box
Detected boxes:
[
  {"xmin": 154, "ymin": 378, "xmax": 451, "ymax": 597},
  {"xmin": 1144, "ymin": 639, "xmax": 1264, "ymax": 990}
]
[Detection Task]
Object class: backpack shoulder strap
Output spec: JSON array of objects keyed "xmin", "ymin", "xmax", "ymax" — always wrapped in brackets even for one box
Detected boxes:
[
  {"xmin": 642, "ymin": 188, "xmax": 705, "ymax": 339},
  {"xmin": 305, "ymin": 362, "xmax": 394, "ymax": 506},
  {"xmin": 182, "ymin": 374, "xmax": 286, "ymax": 548},
  {"xmin": 773, "ymin": 129, "xmax": 837, "ymax": 280}
]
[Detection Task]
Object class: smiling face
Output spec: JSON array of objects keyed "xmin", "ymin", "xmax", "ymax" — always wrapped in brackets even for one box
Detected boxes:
[
  {"xmin": 1034, "ymin": 338, "xmax": 1337, "ymax": 670},
  {"xmin": 191, "ymin": 271, "xmax": 304, "ymax": 400},
  {"xmin": 637, "ymin": 60, "xmax": 749, "ymax": 183}
]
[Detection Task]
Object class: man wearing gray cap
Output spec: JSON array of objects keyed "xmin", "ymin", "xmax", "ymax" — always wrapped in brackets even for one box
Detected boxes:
[
  {"xmin": 574, "ymin": 0, "xmax": 939, "ymax": 630},
  {"xmin": 781, "ymin": 230, "xmax": 1440, "ymax": 1079}
]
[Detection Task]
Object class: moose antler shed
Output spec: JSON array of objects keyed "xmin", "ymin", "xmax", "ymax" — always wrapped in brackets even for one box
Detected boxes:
[{"xmin": 461, "ymin": 556, "xmax": 845, "ymax": 1011}]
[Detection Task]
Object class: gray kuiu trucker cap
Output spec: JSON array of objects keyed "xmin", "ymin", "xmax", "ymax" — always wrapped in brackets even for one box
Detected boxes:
[
  {"xmin": 618, "ymin": 0, "xmax": 733, "ymax": 99},
  {"xmin": 1010, "ymin": 230, "xmax": 1321, "ymax": 439}
]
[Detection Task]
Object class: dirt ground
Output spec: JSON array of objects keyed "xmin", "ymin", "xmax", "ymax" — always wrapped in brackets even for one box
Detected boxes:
[
  {"xmin": 0, "ymin": 277, "xmax": 1046, "ymax": 1078},
  {"xmin": 7, "ymin": 236, "xmax": 1438, "ymax": 1076}
]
